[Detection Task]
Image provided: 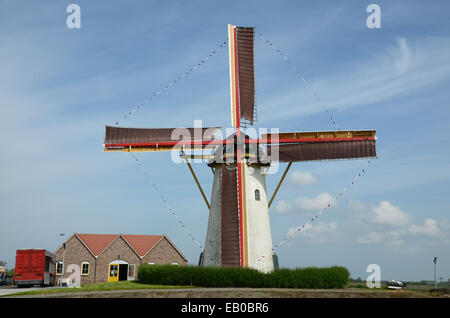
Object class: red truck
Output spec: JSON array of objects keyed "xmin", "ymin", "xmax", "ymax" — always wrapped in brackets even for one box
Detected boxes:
[{"xmin": 14, "ymin": 249, "xmax": 56, "ymax": 287}]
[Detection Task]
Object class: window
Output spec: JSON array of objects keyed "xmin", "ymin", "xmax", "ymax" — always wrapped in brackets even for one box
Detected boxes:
[
  {"xmin": 45, "ymin": 256, "xmax": 50, "ymax": 272},
  {"xmin": 56, "ymin": 262, "xmax": 63, "ymax": 275},
  {"xmin": 255, "ymin": 189, "xmax": 260, "ymax": 201},
  {"xmin": 128, "ymin": 264, "xmax": 135, "ymax": 278},
  {"xmin": 81, "ymin": 262, "xmax": 90, "ymax": 275},
  {"xmin": 109, "ymin": 265, "xmax": 118, "ymax": 277}
]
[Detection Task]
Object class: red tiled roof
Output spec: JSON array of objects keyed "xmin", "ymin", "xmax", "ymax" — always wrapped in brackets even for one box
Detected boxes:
[
  {"xmin": 76, "ymin": 234, "xmax": 117, "ymax": 256},
  {"xmin": 75, "ymin": 233, "xmax": 163, "ymax": 257},
  {"xmin": 122, "ymin": 235, "xmax": 163, "ymax": 257}
]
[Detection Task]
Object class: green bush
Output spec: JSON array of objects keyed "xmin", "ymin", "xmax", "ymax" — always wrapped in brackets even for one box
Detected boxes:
[{"xmin": 138, "ymin": 265, "xmax": 349, "ymax": 289}]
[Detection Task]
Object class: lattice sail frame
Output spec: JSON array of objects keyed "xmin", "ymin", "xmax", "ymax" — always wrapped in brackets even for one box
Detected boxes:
[{"xmin": 228, "ymin": 24, "xmax": 256, "ymax": 128}]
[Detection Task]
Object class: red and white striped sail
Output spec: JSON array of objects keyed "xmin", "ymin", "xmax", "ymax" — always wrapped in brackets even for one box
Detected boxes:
[{"xmin": 228, "ymin": 24, "xmax": 256, "ymax": 127}]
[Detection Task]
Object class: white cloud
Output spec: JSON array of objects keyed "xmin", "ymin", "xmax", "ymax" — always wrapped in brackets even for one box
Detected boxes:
[
  {"xmin": 274, "ymin": 200, "xmax": 294, "ymax": 214},
  {"xmin": 287, "ymin": 221, "xmax": 339, "ymax": 243},
  {"xmin": 385, "ymin": 238, "xmax": 406, "ymax": 249},
  {"xmin": 356, "ymin": 209, "xmax": 445, "ymax": 251},
  {"xmin": 394, "ymin": 37, "xmax": 412, "ymax": 74},
  {"xmin": 356, "ymin": 231, "xmax": 385, "ymax": 244},
  {"xmin": 286, "ymin": 170, "xmax": 317, "ymax": 187},
  {"xmin": 356, "ymin": 231, "xmax": 405, "ymax": 250},
  {"xmin": 371, "ymin": 201, "xmax": 411, "ymax": 228},
  {"xmin": 275, "ymin": 192, "xmax": 336, "ymax": 214},
  {"xmin": 405, "ymin": 218, "xmax": 441, "ymax": 238},
  {"xmin": 353, "ymin": 200, "xmax": 445, "ymax": 250},
  {"xmin": 357, "ymin": 201, "xmax": 441, "ymax": 238},
  {"xmin": 348, "ymin": 199, "xmax": 371, "ymax": 212},
  {"xmin": 297, "ymin": 192, "xmax": 336, "ymax": 212}
]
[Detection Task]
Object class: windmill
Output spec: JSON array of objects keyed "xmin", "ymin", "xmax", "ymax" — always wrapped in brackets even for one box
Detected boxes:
[{"xmin": 103, "ymin": 24, "xmax": 377, "ymax": 273}]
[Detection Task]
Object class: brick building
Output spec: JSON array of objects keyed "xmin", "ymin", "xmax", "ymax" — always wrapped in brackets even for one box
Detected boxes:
[{"xmin": 54, "ymin": 233, "xmax": 187, "ymax": 285}]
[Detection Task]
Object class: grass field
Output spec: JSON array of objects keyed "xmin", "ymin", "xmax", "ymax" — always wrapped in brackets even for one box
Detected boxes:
[
  {"xmin": 4, "ymin": 281, "xmax": 449, "ymax": 298},
  {"xmin": 2, "ymin": 281, "xmax": 194, "ymax": 297}
]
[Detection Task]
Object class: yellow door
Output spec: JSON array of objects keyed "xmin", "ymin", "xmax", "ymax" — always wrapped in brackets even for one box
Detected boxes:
[{"xmin": 108, "ymin": 264, "xmax": 119, "ymax": 282}]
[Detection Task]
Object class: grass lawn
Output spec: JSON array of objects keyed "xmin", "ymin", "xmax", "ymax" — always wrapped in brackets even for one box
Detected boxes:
[{"xmin": 4, "ymin": 280, "xmax": 195, "ymax": 297}]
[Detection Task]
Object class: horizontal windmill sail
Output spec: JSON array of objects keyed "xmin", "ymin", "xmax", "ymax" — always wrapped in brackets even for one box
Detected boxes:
[
  {"xmin": 262, "ymin": 130, "xmax": 377, "ymax": 162},
  {"xmin": 268, "ymin": 140, "xmax": 376, "ymax": 162},
  {"xmin": 104, "ymin": 126, "xmax": 221, "ymax": 152}
]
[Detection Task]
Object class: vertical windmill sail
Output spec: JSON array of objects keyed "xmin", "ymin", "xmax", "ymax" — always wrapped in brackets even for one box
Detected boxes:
[
  {"xmin": 226, "ymin": 24, "xmax": 257, "ymax": 268},
  {"xmin": 228, "ymin": 24, "xmax": 256, "ymax": 127},
  {"xmin": 220, "ymin": 164, "xmax": 241, "ymax": 266}
]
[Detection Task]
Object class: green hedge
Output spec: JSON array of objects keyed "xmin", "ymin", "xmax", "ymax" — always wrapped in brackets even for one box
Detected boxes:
[{"xmin": 138, "ymin": 265, "xmax": 349, "ymax": 289}]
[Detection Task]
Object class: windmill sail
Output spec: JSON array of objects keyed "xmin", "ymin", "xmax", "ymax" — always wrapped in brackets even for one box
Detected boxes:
[
  {"xmin": 220, "ymin": 164, "xmax": 241, "ymax": 266},
  {"xmin": 229, "ymin": 25, "xmax": 256, "ymax": 127},
  {"xmin": 263, "ymin": 130, "xmax": 377, "ymax": 162},
  {"xmin": 104, "ymin": 126, "xmax": 221, "ymax": 151},
  {"xmin": 236, "ymin": 27, "xmax": 255, "ymax": 124},
  {"xmin": 268, "ymin": 140, "xmax": 376, "ymax": 162}
]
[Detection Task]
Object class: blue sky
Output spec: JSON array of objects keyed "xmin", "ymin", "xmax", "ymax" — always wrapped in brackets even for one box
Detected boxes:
[{"xmin": 1, "ymin": 0, "xmax": 450, "ymax": 282}]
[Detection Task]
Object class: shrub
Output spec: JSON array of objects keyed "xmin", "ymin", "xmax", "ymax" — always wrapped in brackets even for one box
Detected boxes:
[{"xmin": 138, "ymin": 265, "xmax": 349, "ymax": 289}]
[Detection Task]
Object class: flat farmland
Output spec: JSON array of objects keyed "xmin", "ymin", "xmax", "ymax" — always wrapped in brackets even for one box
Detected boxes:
[{"xmin": 6, "ymin": 287, "xmax": 449, "ymax": 298}]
